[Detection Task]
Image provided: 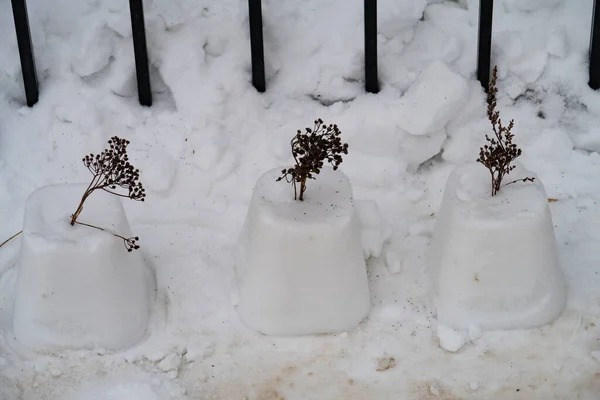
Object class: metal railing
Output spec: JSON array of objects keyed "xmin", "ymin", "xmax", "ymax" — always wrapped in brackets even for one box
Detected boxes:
[
  {"xmin": 10, "ymin": 0, "xmax": 152, "ymax": 107},
  {"xmin": 9, "ymin": 0, "xmax": 600, "ymax": 106}
]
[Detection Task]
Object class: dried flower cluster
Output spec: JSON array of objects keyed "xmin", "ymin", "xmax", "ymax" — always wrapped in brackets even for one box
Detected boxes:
[
  {"xmin": 477, "ymin": 66, "xmax": 534, "ymax": 196},
  {"xmin": 71, "ymin": 136, "xmax": 145, "ymax": 251},
  {"xmin": 277, "ymin": 119, "xmax": 348, "ymax": 201}
]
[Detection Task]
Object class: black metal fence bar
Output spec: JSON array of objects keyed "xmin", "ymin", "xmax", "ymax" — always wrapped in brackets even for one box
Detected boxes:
[
  {"xmin": 248, "ymin": 0, "xmax": 266, "ymax": 92},
  {"xmin": 129, "ymin": 0, "xmax": 152, "ymax": 106},
  {"xmin": 477, "ymin": 0, "xmax": 493, "ymax": 92},
  {"xmin": 364, "ymin": 0, "xmax": 379, "ymax": 93},
  {"xmin": 11, "ymin": 0, "xmax": 38, "ymax": 107},
  {"xmin": 590, "ymin": 0, "xmax": 600, "ymax": 89}
]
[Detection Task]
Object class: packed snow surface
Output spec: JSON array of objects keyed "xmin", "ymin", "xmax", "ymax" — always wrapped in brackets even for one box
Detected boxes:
[
  {"xmin": 1, "ymin": 0, "xmax": 600, "ymax": 398},
  {"xmin": 236, "ymin": 167, "xmax": 370, "ymax": 336}
]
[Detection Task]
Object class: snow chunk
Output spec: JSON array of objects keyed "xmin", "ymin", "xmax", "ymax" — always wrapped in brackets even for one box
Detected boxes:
[
  {"xmin": 399, "ymin": 129, "xmax": 447, "ymax": 172},
  {"xmin": 546, "ymin": 27, "xmax": 569, "ymax": 58},
  {"xmin": 236, "ymin": 167, "xmax": 370, "ymax": 336},
  {"xmin": 71, "ymin": 20, "xmax": 115, "ymax": 78},
  {"xmin": 468, "ymin": 323, "xmax": 482, "ymax": 341},
  {"xmin": 437, "ymin": 323, "xmax": 466, "ymax": 352},
  {"xmin": 385, "ymin": 251, "xmax": 402, "ymax": 275},
  {"xmin": 511, "ymin": 51, "xmax": 548, "ymax": 84},
  {"xmin": 378, "ymin": 0, "xmax": 426, "ymax": 38},
  {"xmin": 355, "ymin": 199, "xmax": 391, "ymax": 259},
  {"xmin": 429, "ymin": 163, "xmax": 566, "ymax": 330},
  {"xmin": 397, "ymin": 61, "xmax": 470, "ymax": 136},
  {"xmin": 12, "ymin": 184, "xmax": 153, "ymax": 351}
]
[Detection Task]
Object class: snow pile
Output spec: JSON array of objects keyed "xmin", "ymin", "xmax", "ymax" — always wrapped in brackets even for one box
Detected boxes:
[
  {"xmin": 12, "ymin": 184, "xmax": 154, "ymax": 351},
  {"xmin": 397, "ymin": 61, "xmax": 470, "ymax": 137},
  {"xmin": 236, "ymin": 167, "xmax": 370, "ymax": 335},
  {"xmin": 429, "ymin": 163, "xmax": 566, "ymax": 330},
  {"xmin": 0, "ymin": 0, "xmax": 599, "ymax": 397}
]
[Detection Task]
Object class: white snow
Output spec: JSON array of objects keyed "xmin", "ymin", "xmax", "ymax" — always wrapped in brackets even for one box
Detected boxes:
[
  {"xmin": 1, "ymin": 0, "xmax": 600, "ymax": 397},
  {"xmin": 235, "ymin": 167, "xmax": 370, "ymax": 335},
  {"xmin": 396, "ymin": 60, "xmax": 470, "ymax": 136},
  {"xmin": 12, "ymin": 184, "xmax": 154, "ymax": 351},
  {"xmin": 429, "ymin": 162, "xmax": 566, "ymax": 330},
  {"xmin": 546, "ymin": 27, "xmax": 570, "ymax": 58},
  {"xmin": 436, "ymin": 323, "xmax": 466, "ymax": 352}
]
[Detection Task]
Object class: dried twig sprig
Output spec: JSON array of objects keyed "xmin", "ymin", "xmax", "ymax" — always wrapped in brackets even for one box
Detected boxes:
[
  {"xmin": 71, "ymin": 136, "xmax": 145, "ymax": 226},
  {"xmin": 74, "ymin": 221, "xmax": 140, "ymax": 252},
  {"xmin": 477, "ymin": 66, "xmax": 534, "ymax": 196},
  {"xmin": 277, "ymin": 119, "xmax": 348, "ymax": 201}
]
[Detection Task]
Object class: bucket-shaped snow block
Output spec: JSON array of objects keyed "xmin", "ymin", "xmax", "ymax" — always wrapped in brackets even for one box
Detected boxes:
[
  {"xmin": 236, "ymin": 167, "xmax": 371, "ymax": 336},
  {"xmin": 12, "ymin": 184, "xmax": 152, "ymax": 351},
  {"xmin": 429, "ymin": 162, "xmax": 566, "ymax": 330}
]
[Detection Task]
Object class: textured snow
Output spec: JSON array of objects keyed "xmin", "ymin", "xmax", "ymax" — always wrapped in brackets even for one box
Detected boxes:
[
  {"xmin": 1, "ymin": 0, "xmax": 600, "ymax": 398},
  {"xmin": 396, "ymin": 60, "xmax": 470, "ymax": 136}
]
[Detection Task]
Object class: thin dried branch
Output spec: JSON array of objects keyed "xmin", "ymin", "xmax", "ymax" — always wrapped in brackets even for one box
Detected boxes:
[
  {"xmin": 477, "ymin": 66, "xmax": 534, "ymax": 196},
  {"xmin": 0, "ymin": 231, "xmax": 22, "ymax": 249},
  {"xmin": 71, "ymin": 137, "xmax": 146, "ymax": 225},
  {"xmin": 74, "ymin": 221, "xmax": 140, "ymax": 252}
]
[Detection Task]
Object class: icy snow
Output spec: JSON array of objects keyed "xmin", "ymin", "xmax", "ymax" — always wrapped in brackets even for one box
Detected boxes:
[{"xmin": 1, "ymin": 0, "xmax": 600, "ymax": 398}]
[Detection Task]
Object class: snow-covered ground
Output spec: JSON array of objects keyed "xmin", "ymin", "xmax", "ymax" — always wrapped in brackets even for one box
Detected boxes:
[{"xmin": 1, "ymin": 0, "xmax": 600, "ymax": 398}]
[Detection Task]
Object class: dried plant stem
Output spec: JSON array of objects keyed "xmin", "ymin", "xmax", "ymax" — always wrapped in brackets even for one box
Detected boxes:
[
  {"xmin": 299, "ymin": 178, "xmax": 307, "ymax": 201},
  {"xmin": 0, "ymin": 231, "xmax": 22, "ymax": 249},
  {"xmin": 74, "ymin": 221, "xmax": 140, "ymax": 252},
  {"xmin": 505, "ymin": 177, "xmax": 535, "ymax": 187},
  {"xmin": 71, "ymin": 178, "xmax": 97, "ymax": 225}
]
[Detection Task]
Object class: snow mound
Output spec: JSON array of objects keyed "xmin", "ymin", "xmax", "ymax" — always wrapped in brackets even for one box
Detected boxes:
[
  {"xmin": 397, "ymin": 61, "xmax": 470, "ymax": 136},
  {"xmin": 12, "ymin": 184, "xmax": 153, "ymax": 351},
  {"xmin": 429, "ymin": 163, "xmax": 566, "ymax": 330},
  {"xmin": 236, "ymin": 167, "xmax": 370, "ymax": 336}
]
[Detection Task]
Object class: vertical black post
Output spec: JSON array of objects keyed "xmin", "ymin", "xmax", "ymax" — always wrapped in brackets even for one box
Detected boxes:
[
  {"xmin": 248, "ymin": 0, "xmax": 266, "ymax": 92},
  {"xmin": 129, "ymin": 0, "xmax": 152, "ymax": 106},
  {"xmin": 364, "ymin": 0, "xmax": 379, "ymax": 93},
  {"xmin": 589, "ymin": 0, "xmax": 600, "ymax": 89},
  {"xmin": 11, "ymin": 0, "xmax": 38, "ymax": 107},
  {"xmin": 477, "ymin": 0, "xmax": 494, "ymax": 92}
]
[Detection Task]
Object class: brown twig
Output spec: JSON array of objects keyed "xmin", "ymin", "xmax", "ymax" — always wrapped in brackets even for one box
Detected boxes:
[
  {"xmin": 477, "ymin": 66, "xmax": 534, "ymax": 196},
  {"xmin": 505, "ymin": 177, "xmax": 535, "ymax": 187},
  {"xmin": 74, "ymin": 221, "xmax": 140, "ymax": 252},
  {"xmin": 0, "ymin": 231, "xmax": 22, "ymax": 249},
  {"xmin": 71, "ymin": 137, "xmax": 145, "ymax": 225}
]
